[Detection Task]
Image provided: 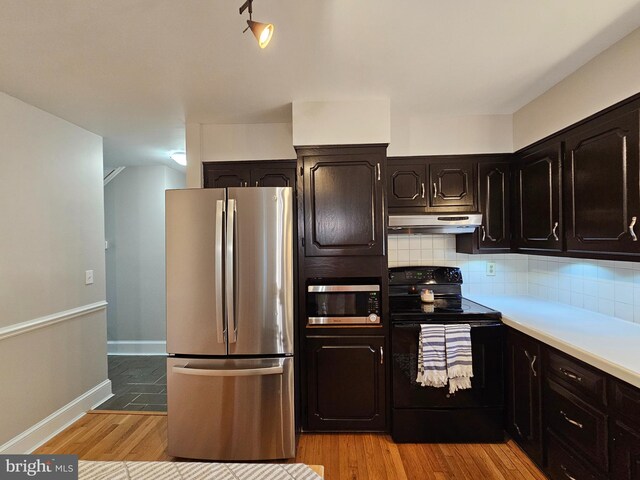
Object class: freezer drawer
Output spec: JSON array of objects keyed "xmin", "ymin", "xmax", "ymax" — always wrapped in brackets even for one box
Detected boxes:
[{"xmin": 167, "ymin": 357, "xmax": 295, "ymax": 460}]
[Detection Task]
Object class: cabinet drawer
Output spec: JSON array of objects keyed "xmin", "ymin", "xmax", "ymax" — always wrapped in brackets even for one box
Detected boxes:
[
  {"xmin": 546, "ymin": 381, "xmax": 608, "ymax": 471},
  {"xmin": 612, "ymin": 379, "xmax": 640, "ymax": 428},
  {"xmin": 547, "ymin": 349, "xmax": 606, "ymax": 405},
  {"xmin": 547, "ymin": 433, "xmax": 605, "ymax": 480}
]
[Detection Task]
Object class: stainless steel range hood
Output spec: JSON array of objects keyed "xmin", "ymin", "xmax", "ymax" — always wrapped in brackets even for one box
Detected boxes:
[{"xmin": 388, "ymin": 214, "xmax": 482, "ymax": 235}]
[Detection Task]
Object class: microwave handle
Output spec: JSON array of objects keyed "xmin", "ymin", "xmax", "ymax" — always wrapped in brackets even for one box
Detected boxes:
[{"xmin": 307, "ymin": 285, "xmax": 380, "ymax": 292}]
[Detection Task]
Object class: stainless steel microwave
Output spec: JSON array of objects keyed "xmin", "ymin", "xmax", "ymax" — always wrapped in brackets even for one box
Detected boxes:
[{"xmin": 307, "ymin": 284, "xmax": 381, "ymax": 325}]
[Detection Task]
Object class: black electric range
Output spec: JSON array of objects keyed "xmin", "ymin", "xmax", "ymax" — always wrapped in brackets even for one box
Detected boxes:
[
  {"xmin": 389, "ymin": 266, "xmax": 505, "ymax": 443},
  {"xmin": 389, "ymin": 266, "xmax": 501, "ymax": 324}
]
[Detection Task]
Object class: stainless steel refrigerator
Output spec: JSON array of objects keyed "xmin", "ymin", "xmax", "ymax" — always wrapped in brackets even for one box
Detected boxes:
[{"xmin": 165, "ymin": 187, "xmax": 294, "ymax": 461}]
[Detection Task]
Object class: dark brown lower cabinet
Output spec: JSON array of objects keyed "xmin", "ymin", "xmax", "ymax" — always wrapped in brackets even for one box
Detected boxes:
[
  {"xmin": 305, "ymin": 335, "xmax": 386, "ymax": 431},
  {"xmin": 506, "ymin": 329, "xmax": 543, "ymax": 466},
  {"xmin": 546, "ymin": 433, "xmax": 606, "ymax": 480},
  {"xmin": 611, "ymin": 421, "xmax": 640, "ymax": 480},
  {"xmin": 545, "ymin": 380, "xmax": 608, "ymax": 472},
  {"xmin": 506, "ymin": 327, "xmax": 640, "ymax": 479}
]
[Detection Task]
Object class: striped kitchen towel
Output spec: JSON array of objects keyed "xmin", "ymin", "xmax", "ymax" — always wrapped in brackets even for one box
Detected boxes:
[
  {"xmin": 416, "ymin": 324, "xmax": 448, "ymax": 388},
  {"xmin": 445, "ymin": 324, "xmax": 473, "ymax": 394}
]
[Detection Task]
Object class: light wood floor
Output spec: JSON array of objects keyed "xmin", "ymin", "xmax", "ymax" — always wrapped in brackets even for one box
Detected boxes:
[{"xmin": 35, "ymin": 412, "xmax": 546, "ymax": 480}]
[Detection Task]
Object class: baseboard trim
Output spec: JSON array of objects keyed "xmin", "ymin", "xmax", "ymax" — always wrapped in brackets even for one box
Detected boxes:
[
  {"xmin": 107, "ymin": 341, "xmax": 167, "ymax": 355},
  {"xmin": 0, "ymin": 379, "xmax": 113, "ymax": 454},
  {"xmin": 0, "ymin": 301, "xmax": 108, "ymax": 342}
]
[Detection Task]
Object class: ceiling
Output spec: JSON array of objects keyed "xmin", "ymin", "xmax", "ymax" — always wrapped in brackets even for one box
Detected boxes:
[{"xmin": 1, "ymin": 1, "xmax": 640, "ymax": 168}]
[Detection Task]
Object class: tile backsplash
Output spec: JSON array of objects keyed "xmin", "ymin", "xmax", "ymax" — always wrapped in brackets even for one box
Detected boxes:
[
  {"xmin": 528, "ymin": 256, "xmax": 640, "ymax": 324},
  {"xmin": 388, "ymin": 234, "xmax": 640, "ymax": 324},
  {"xmin": 388, "ymin": 235, "xmax": 529, "ymax": 297}
]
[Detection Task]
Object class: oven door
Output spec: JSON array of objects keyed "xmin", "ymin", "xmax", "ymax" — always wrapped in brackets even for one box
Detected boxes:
[{"xmin": 391, "ymin": 322, "xmax": 504, "ymax": 408}]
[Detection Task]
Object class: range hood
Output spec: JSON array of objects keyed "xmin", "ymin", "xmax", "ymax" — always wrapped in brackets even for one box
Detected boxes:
[{"xmin": 388, "ymin": 214, "xmax": 482, "ymax": 235}]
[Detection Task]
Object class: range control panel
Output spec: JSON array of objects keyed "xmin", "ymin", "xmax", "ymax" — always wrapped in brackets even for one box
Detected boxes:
[{"xmin": 389, "ymin": 266, "xmax": 462, "ymax": 285}]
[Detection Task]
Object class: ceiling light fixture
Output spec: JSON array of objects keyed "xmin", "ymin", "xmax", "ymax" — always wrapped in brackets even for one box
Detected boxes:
[
  {"xmin": 239, "ymin": 0, "xmax": 273, "ymax": 49},
  {"xmin": 170, "ymin": 152, "xmax": 187, "ymax": 166}
]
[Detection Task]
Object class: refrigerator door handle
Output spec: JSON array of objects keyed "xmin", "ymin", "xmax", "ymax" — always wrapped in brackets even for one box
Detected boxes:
[
  {"xmin": 215, "ymin": 199, "xmax": 226, "ymax": 344},
  {"xmin": 226, "ymin": 198, "xmax": 238, "ymax": 344},
  {"xmin": 172, "ymin": 365, "xmax": 283, "ymax": 377}
]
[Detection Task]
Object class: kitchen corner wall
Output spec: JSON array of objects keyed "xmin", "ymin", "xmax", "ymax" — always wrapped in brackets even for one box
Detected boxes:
[{"xmin": 388, "ymin": 234, "xmax": 640, "ymax": 325}]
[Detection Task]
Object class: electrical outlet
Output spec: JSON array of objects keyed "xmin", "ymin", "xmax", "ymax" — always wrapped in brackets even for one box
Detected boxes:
[
  {"xmin": 486, "ymin": 262, "xmax": 496, "ymax": 276},
  {"xmin": 85, "ymin": 270, "xmax": 94, "ymax": 285}
]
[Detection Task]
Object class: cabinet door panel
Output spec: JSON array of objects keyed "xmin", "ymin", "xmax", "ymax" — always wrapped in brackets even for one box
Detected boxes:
[
  {"xmin": 303, "ymin": 153, "xmax": 384, "ymax": 256},
  {"xmin": 480, "ymin": 162, "xmax": 510, "ymax": 249},
  {"xmin": 387, "ymin": 163, "xmax": 427, "ymax": 207},
  {"xmin": 515, "ymin": 144, "xmax": 562, "ymax": 252},
  {"xmin": 306, "ymin": 336, "xmax": 386, "ymax": 431},
  {"xmin": 203, "ymin": 165, "xmax": 249, "ymax": 188},
  {"xmin": 506, "ymin": 329, "xmax": 543, "ymax": 465},
  {"xmin": 429, "ymin": 162, "xmax": 476, "ymax": 210},
  {"xmin": 612, "ymin": 422, "xmax": 640, "ymax": 480},
  {"xmin": 565, "ymin": 111, "xmax": 640, "ymax": 255},
  {"xmin": 251, "ymin": 168, "xmax": 296, "ymax": 188}
]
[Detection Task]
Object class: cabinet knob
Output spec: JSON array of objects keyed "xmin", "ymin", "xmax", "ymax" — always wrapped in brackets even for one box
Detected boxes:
[
  {"xmin": 630, "ymin": 216, "xmax": 637, "ymax": 241},
  {"xmin": 433, "ymin": 182, "xmax": 437, "ymax": 199},
  {"xmin": 380, "ymin": 346, "xmax": 384, "ymax": 365},
  {"xmin": 552, "ymin": 221, "xmax": 559, "ymax": 241},
  {"xmin": 421, "ymin": 182, "xmax": 425, "ymax": 199},
  {"xmin": 376, "ymin": 163, "xmax": 381, "ymax": 181},
  {"xmin": 481, "ymin": 225, "xmax": 486, "ymax": 242}
]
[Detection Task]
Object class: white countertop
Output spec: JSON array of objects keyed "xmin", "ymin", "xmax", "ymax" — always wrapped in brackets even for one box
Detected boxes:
[{"xmin": 466, "ymin": 294, "xmax": 640, "ymax": 389}]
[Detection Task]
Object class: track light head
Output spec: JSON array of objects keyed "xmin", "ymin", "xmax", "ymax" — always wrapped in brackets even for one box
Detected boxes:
[
  {"xmin": 239, "ymin": 0, "xmax": 273, "ymax": 48},
  {"xmin": 247, "ymin": 20, "xmax": 274, "ymax": 48}
]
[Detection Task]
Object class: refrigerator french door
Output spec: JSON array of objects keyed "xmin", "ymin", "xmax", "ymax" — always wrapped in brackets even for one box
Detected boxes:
[{"xmin": 165, "ymin": 187, "xmax": 294, "ymax": 460}]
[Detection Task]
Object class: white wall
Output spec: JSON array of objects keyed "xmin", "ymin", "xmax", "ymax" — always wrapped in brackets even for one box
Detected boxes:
[
  {"xmin": 105, "ymin": 166, "xmax": 185, "ymax": 346},
  {"xmin": 0, "ymin": 91, "xmax": 108, "ymax": 448},
  {"xmin": 514, "ymin": 27, "xmax": 640, "ymax": 150},
  {"xmin": 292, "ymin": 100, "xmax": 391, "ymax": 146},
  {"xmin": 186, "ymin": 111, "xmax": 513, "ymax": 188},
  {"xmin": 389, "ymin": 113, "xmax": 513, "ymax": 156},
  {"xmin": 186, "ymin": 123, "xmax": 295, "ymax": 188}
]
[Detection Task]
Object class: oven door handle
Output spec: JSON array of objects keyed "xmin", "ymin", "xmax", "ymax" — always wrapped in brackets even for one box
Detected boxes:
[{"xmin": 391, "ymin": 322, "xmax": 502, "ymax": 329}]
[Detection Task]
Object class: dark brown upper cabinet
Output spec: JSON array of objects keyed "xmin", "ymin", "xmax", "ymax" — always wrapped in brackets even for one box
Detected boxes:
[
  {"xmin": 479, "ymin": 161, "xmax": 511, "ymax": 249},
  {"xmin": 564, "ymin": 110, "xmax": 640, "ymax": 257},
  {"xmin": 514, "ymin": 142, "xmax": 563, "ymax": 252},
  {"xmin": 203, "ymin": 160, "xmax": 296, "ymax": 189},
  {"xmin": 250, "ymin": 167, "xmax": 296, "ymax": 188},
  {"xmin": 387, "ymin": 156, "xmax": 477, "ymax": 214},
  {"xmin": 298, "ymin": 145, "xmax": 386, "ymax": 257},
  {"xmin": 428, "ymin": 160, "xmax": 476, "ymax": 211},
  {"xmin": 203, "ymin": 164, "xmax": 250, "ymax": 188},
  {"xmin": 457, "ymin": 157, "xmax": 512, "ymax": 253},
  {"xmin": 387, "ymin": 162, "xmax": 427, "ymax": 208}
]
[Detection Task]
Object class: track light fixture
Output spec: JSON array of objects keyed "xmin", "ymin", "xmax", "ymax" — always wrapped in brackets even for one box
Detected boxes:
[{"xmin": 239, "ymin": 0, "xmax": 273, "ymax": 49}]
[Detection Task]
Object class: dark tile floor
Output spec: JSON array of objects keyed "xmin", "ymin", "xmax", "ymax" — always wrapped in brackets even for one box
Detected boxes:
[{"xmin": 94, "ymin": 355, "xmax": 167, "ymax": 411}]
